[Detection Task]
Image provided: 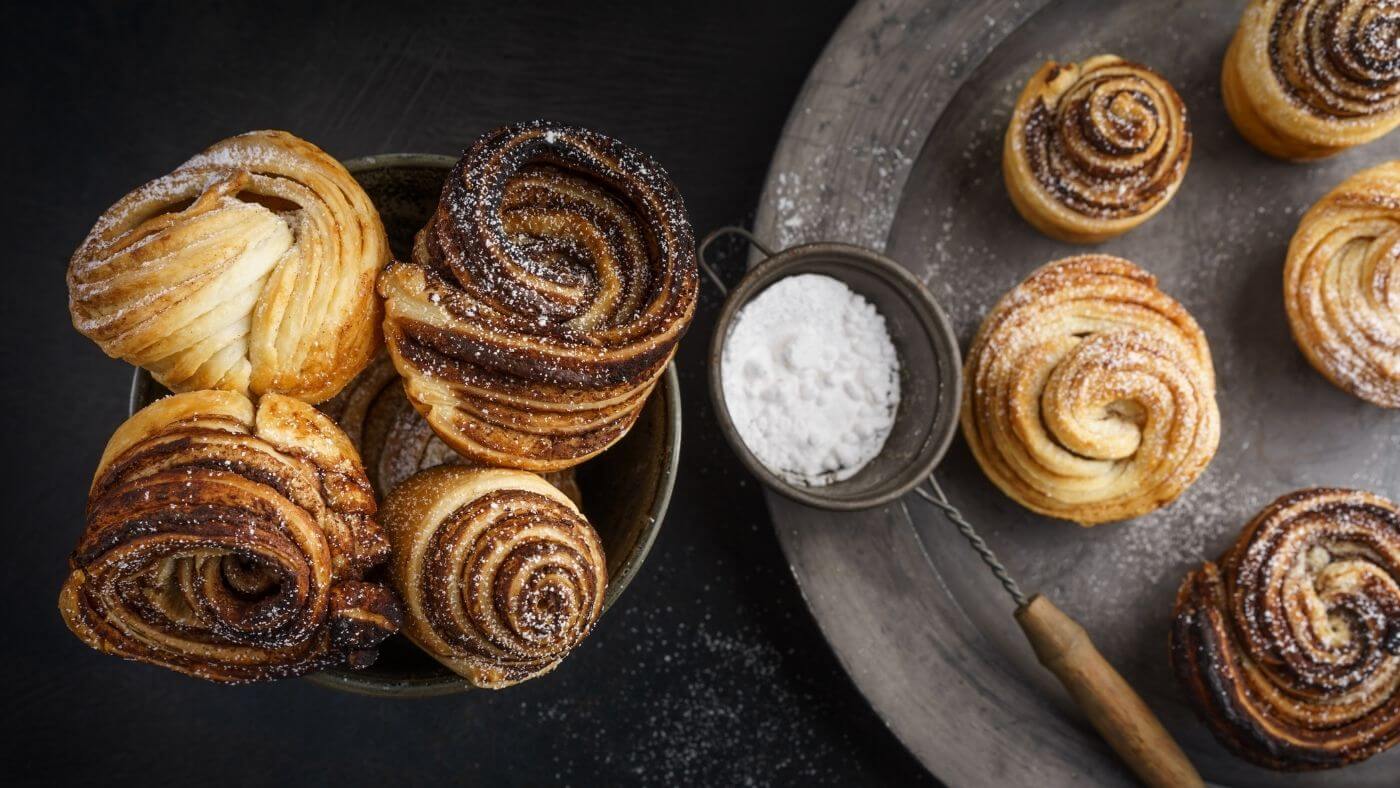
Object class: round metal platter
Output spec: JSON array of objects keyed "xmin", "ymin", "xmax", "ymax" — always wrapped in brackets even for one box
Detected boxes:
[{"xmin": 753, "ymin": 1, "xmax": 1400, "ymax": 785}]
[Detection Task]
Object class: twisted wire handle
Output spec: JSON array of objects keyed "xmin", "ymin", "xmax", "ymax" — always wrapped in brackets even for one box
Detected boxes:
[
  {"xmin": 914, "ymin": 476, "xmax": 1202, "ymax": 786},
  {"xmin": 915, "ymin": 475, "xmax": 1027, "ymax": 608}
]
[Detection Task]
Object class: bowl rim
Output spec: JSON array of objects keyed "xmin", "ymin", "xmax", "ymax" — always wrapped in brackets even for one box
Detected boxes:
[
  {"xmin": 343, "ymin": 151, "xmax": 459, "ymax": 174},
  {"xmin": 123, "ymin": 151, "xmax": 684, "ymax": 697},
  {"xmin": 706, "ymin": 240, "xmax": 962, "ymax": 511}
]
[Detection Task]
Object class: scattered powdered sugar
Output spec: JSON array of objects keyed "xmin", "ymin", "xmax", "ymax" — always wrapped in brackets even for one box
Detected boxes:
[
  {"xmin": 1104, "ymin": 464, "xmax": 1266, "ymax": 589},
  {"xmin": 769, "ymin": 141, "xmax": 918, "ymax": 252},
  {"xmin": 511, "ymin": 596, "xmax": 866, "ymax": 784},
  {"xmin": 720, "ymin": 275, "xmax": 900, "ymax": 486}
]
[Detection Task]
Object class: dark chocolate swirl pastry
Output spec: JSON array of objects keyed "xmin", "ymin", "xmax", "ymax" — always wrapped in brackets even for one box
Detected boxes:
[
  {"xmin": 1170, "ymin": 487, "xmax": 1400, "ymax": 770},
  {"xmin": 380, "ymin": 466, "xmax": 606, "ymax": 688},
  {"xmin": 378, "ymin": 121, "xmax": 697, "ymax": 471},
  {"xmin": 58, "ymin": 391, "xmax": 401, "ymax": 683},
  {"xmin": 1003, "ymin": 55, "xmax": 1192, "ymax": 243},
  {"xmin": 1224, "ymin": 0, "xmax": 1400, "ymax": 160}
]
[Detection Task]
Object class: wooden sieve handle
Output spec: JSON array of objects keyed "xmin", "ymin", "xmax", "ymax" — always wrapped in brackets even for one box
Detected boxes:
[{"xmin": 1015, "ymin": 594, "xmax": 1203, "ymax": 788}]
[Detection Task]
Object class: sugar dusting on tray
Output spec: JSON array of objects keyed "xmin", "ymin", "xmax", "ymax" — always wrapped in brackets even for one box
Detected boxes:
[{"xmin": 720, "ymin": 274, "xmax": 900, "ymax": 487}]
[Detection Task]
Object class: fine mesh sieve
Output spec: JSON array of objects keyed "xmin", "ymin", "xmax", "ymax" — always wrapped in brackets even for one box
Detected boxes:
[{"xmin": 702, "ymin": 226, "xmax": 961, "ymax": 511}]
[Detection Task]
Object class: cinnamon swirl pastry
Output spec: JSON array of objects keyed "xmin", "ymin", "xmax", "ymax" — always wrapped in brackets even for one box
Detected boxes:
[
  {"xmin": 1285, "ymin": 161, "xmax": 1400, "ymax": 407},
  {"xmin": 961, "ymin": 256, "xmax": 1220, "ymax": 525},
  {"xmin": 1171, "ymin": 488, "xmax": 1400, "ymax": 770},
  {"xmin": 379, "ymin": 121, "xmax": 697, "ymax": 471},
  {"xmin": 58, "ymin": 391, "xmax": 401, "ymax": 683},
  {"xmin": 68, "ymin": 130, "xmax": 388, "ymax": 403},
  {"xmin": 1003, "ymin": 55, "xmax": 1192, "ymax": 243},
  {"xmin": 1223, "ymin": 0, "xmax": 1400, "ymax": 160},
  {"xmin": 380, "ymin": 466, "xmax": 606, "ymax": 688}
]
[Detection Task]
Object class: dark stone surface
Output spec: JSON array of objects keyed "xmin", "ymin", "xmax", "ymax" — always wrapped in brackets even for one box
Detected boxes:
[{"xmin": 1, "ymin": 1, "xmax": 936, "ymax": 785}]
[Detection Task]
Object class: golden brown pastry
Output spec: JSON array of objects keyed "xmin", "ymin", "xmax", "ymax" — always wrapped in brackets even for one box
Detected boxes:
[
  {"xmin": 1004, "ymin": 55, "xmax": 1192, "ymax": 243},
  {"xmin": 379, "ymin": 121, "xmax": 697, "ymax": 471},
  {"xmin": 58, "ymin": 391, "xmax": 401, "ymax": 682},
  {"xmin": 1223, "ymin": 0, "xmax": 1400, "ymax": 160},
  {"xmin": 380, "ymin": 466, "xmax": 606, "ymax": 688},
  {"xmin": 1171, "ymin": 488, "xmax": 1400, "ymax": 770},
  {"xmin": 1285, "ymin": 161, "xmax": 1400, "ymax": 407},
  {"xmin": 961, "ymin": 256, "xmax": 1220, "ymax": 525},
  {"xmin": 68, "ymin": 130, "xmax": 388, "ymax": 403}
]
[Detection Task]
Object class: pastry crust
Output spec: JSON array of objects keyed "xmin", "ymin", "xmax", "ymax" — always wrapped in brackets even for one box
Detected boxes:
[
  {"xmin": 960, "ymin": 256, "xmax": 1219, "ymax": 525},
  {"xmin": 380, "ymin": 466, "xmax": 606, "ymax": 688},
  {"xmin": 68, "ymin": 130, "xmax": 389, "ymax": 403},
  {"xmin": 58, "ymin": 391, "xmax": 401, "ymax": 682},
  {"xmin": 1170, "ymin": 487, "xmax": 1400, "ymax": 770},
  {"xmin": 379, "ymin": 121, "xmax": 697, "ymax": 471},
  {"xmin": 1003, "ymin": 55, "xmax": 1192, "ymax": 243},
  {"xmin": 1284, "ymin": 160, "xmax": 1400, "ymax": 407},
  {"xmin": 1222, "ymin": 0, "xmax": 1400, "ymax": 161}
]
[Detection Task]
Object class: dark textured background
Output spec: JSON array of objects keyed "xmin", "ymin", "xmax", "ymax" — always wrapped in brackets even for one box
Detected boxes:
[{"xmin": 2, "ymin": 1, "xmax": 938, "ymax": 785}]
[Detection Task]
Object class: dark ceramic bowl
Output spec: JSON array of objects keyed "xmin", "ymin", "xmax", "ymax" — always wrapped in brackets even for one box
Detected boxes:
[
  {"xmin": 128, "ymin": 153, "xmax": 682, "ymax": 696},
  {"xmin": 704, "ymin": 232, "xmax": 961, "ymax": 511}
]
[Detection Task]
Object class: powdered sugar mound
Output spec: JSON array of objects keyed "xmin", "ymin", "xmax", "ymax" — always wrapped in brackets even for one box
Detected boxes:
[{"xmin": 720, "ymin": 275, "xmax": 900, "ymax": 486}]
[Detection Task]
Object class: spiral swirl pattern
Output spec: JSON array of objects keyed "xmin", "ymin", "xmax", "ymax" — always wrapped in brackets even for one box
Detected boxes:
[
  {"xmin": 381, "ymin": 467, "xmax": 605, "ymax": 688},
  {"xmin": 1285, "ymin": 161, "xmax": 1400, "ymax": 407},
  {"xmin": 1224, "ymin": 0, "xmax": 1400, "ymax": 159},
  {"xmin": 1171, "ymin": 488, "xmax": 1400, "ymax": 770},
  {"xmin": 961, "ymin": 256, "xmax": 1220, "ymax": 525},
  {"xmin": 1004, "ymin": 55, "xmax": 1192, "ymax": 242},
  {"xmin": 58, "ymin": 391, "xmax": 401, "ymax": 683},
  {"xmin": 68, "ymin": 130, "xmax": 389, "ymax": 403},
  {"xmin": 379, "ymin": 120, "xmax": 697, "ymax": 471}
]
